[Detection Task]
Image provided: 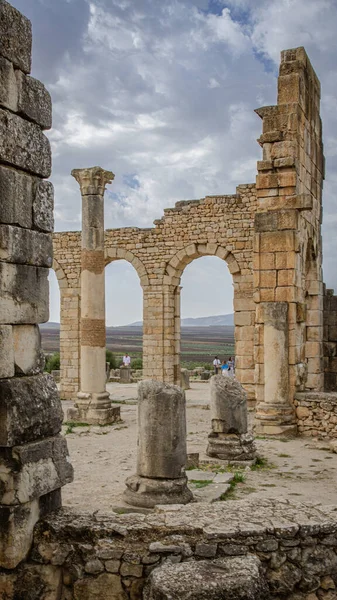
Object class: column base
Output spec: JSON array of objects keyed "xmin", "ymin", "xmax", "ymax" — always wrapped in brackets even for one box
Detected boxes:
[
  {"xmin": 67, "ymin": 391, "xmax": 121, "ymax": 425},
  {"xmin": 123, "ymin": 474, "xmax": 193, "ymax": 508},
  {"xmin": 254, "ymin": 402, "xmax": 297, "ymax": 436},
  {"xmin": 206, "ymin": 432, "xmax": 256, "ymax": 465}
]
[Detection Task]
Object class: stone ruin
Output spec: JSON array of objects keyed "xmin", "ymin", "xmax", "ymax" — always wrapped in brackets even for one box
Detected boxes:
[
  {"xmin": 207, "ymin": 375, "xmax": 256, "ymax": 464},
  {"xmin": 2, "ymin": 1, "xmax": 337, "ymax": 598}
]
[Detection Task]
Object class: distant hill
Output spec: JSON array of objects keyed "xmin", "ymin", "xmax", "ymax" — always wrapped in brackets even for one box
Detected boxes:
[{"xmin": 127, "ymin": 313, "xmax": 234, "ymax": 327}]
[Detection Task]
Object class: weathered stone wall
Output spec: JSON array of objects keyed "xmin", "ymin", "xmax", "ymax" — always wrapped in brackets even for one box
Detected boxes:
[
  {"xmin": 254, "ymin": 47, "xmax": 324, "ymax": 435},
  {"xmin": 0, "ymin": 0, "xmax": 73, "ymax": 570},
  {"xmin": 295, "ymin": 391, "xmax": 337, "ymax": 437},
  {"xmin": 2, "ymin": 499, "xmax": 337, "ymax": 599},
  {"xmin": 54, "ymin": 184, "xmax": 257, "ymax": 400},
  {"xmin": 323, "ymin": 290, "xmax": 337, "ymax": 391}
]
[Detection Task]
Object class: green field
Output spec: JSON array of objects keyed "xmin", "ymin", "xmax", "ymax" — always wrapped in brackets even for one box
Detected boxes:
[{"xmin": 40, "ymin": 324, "xmax": 235, "ymax": 366}]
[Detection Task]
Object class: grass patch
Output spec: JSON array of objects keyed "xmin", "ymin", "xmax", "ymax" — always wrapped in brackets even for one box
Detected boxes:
[
  {"xmin": 278, "ymin": 453, "xmax": 291, "ymax": 458},
  {"xmin": 64, "ymin": 422, "xmax": 90, "ymax": 435},
  {"xmin": 190, "ymin": 480, "xmax": 213, "ymax": 489},
  {"xmin": 251, "ymin": 456, "xmax": 276, "ymax": 471},
  {"xmin": 219, "ymin": 471, "xmax": 246, "ymax": 500}
]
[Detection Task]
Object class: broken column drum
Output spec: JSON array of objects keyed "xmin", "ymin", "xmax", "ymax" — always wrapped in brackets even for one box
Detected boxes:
[
  {"xmin": 207, "ymin": 375, "xmax": 256, "ymax": 463},
  {"xmin": 124, "ymin": 380, "xmax": 193, "ymax": 507},
  {"xmin": 67, "ymin": 167, "xmax": 120, "ymax": 425}
]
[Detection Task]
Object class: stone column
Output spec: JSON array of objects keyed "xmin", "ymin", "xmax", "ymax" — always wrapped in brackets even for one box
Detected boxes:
[
  {"xmin": 174, "ymin": 286, "xmax": 182, "ymax": 385},
  {"xmin": 207, "ymin": 375, "xmax": 256, "ymax": 464},
  {"xmin": 255, "ymin": 302, "xmax": 296, "ymax": 435},
  {"xmin": 0, "ymin": 0, "xmax": 73, "ymax": 569},
  {"xmin": 67, "ymin": 167, "xmax": 120, "ymax": 425},
  {"xmin": 124, "ymin": 380, "xmax": 193, "ymax": 507}
]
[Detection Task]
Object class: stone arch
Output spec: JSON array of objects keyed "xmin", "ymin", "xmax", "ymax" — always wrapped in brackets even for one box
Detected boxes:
[
  {"xmin": 105, "ymin": 247, "xmax": 149, "ymax": 288},
  {"xmin": 52, "ymin": 258, "xmax": 68, "ymax": 289},
  {"xmin": 163, "ymin": 243, "xmax": 241, "ymax": 286}
]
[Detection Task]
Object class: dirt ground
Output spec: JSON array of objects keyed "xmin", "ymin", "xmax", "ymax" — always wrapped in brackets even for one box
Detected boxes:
[{"xmin": 61, "ymin": 382, "xmax": 337, "ymax": 511}]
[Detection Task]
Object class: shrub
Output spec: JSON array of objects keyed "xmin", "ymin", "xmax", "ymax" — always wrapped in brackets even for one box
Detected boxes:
[
  {"xmin": 45, "ymin": 352, "xmax": 60, "ymax": 373},
  {"xmin": 131, "ymin": 357, "xmax": 143, "ymax": 370},
  {"xmin": 203, "ymin": 363, "xmax": 212, "ymax": 371},
  {"xmin": 106, "ymin": 349, "xmax": 116, "ymax": 369}
]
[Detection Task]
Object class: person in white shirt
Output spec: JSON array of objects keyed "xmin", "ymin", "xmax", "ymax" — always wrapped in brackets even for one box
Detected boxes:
[
  {"xmin": 213, "ymin": 356, "xmax": 221, "ymax": 374},
  {"xmin": 123, "ymin": 353, "xmax": 131, "ymax": 367}
]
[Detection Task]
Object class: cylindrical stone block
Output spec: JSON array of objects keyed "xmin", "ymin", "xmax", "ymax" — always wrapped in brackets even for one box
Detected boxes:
[
  {"xmin": 137, "ymin": 380, "xmax": 187, "ymax": 479},
  {"xmin": 263, "ymin": 302, "xmax": 289, "ymax": 405}
]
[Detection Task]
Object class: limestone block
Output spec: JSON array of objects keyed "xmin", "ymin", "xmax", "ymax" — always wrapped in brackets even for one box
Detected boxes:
[
  {"xmin": 0, "ymin": 108, "xmax": 51, "ymax": 177},
  {"xmin": 0, "ymin": 435, "xmax": 73, "ymax": 505},
  {"xmin": 0, "ymin": 0, "xmax": 32, "ymax": 73},
  {"xmin": 0, "ymin": 374, "xmax": 63, "ymax": 446},
  {"xmin": 143, "ymin": 555, "xmax": 268, "ymax": 600},
  {"xmin": 0, "ymin": 263, "xmax": 49, "ymax": 324},
  {"xmin": 124, "ymin": 473, "xmax": 193, "ymax": 508},
  {"xmin": 0, "ymin": 164, "xmax": 33, "ymax": 229},
  {"xmin": 0, "ymin": 565, "xmax": 62, "ymax": 600},
  {"xmin": 74, "ymin": 573, "xmax": 128, "ymax": 600},
  {"xmin": 16, "ymin": 71, "xmax": 52, "ymax": 129},
  {"xmin": 137, "ymin": 380, "xmax": 187, "ymax": 479},
  {"xmin": 120, "ymin": 366, "xmax": 131, "ymax": 383},
  {"xmin": 210, "ymin": 375, "xmax": 248, "ymax": 434},
  {"xmin": 0, "ymin": 499, "xmax": 39, "ymax": 569},
  {"xmin": 180, "ymin": 368, "xmax": 190, "ymax": 390},
  {"xmin": 33, "ymin": 180, "xmax": 54, "ymax": 232},
  {"xmin": 13, "ymin": 324, "xmax": 44, "ymax": 375},
  {"xmin": 0, "ymin": 325, "xmax": 14, "ymax": 378},
  {"xmin": 0, "ymin": 224, "xmax": 52, "ymax": 267},
  {"xmin": 0, "ymin": 56, "xmax": 18, "ymax": 111}
]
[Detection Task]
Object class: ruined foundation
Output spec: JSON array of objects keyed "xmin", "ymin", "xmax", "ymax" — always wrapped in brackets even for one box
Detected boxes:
[
  {"xmin": 124, "ymin": 380, "xmax": 193, "ymax": 507},
  {"xmin": 207, "ymin": 375, "xmax": 256, "ymax": 464}
]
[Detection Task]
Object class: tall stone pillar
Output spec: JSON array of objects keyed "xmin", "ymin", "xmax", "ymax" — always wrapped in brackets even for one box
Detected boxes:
[
  {"xmin": 174, "ymin": 286, "xmax": 182, "ymax": 385},
  {"xmin": 67, "ymin": 167, "xmax": 120, "ymax": 425},
  {"xmin": 255, "ymin": 303, "xmax": 296, "ymax": 435},
  {"xmin": 0, "ymin": 1, "xmax": 73, "ymax": 569}
]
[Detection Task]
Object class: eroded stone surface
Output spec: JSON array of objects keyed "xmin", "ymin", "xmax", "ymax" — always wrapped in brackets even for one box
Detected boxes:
[
  {"xmin": 0, "ymin": 164, "xmax": 33, "ymax": 229},
  {"xmin": 0, "ymin": 374, "xmax": 63, "ymax": 446},
  {"xmin": 143, "ymin": 555, "xmax": 268, "ymax": 599},
  {"xmin": 0, "ymin": 0, "xmax": 32, "ymax": 73},
  {"xmin": 210, "ymin": 375, "xmax": 248, "ymax": 434},
  {"xmin": 0, "ymin": 262, "xmax": 49, "ymax": 324},
  {"xmin": 33, "ymin": 180, "xmax": 54, "ymax": 233},
  {"xmin": 16, "ymin": 71, "xmax": 52, "ymax": 129}
]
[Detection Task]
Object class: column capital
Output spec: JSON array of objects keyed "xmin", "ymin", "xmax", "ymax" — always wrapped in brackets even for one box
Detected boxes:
[{"xmin": 71, "ymin": 166, "xmax": 115, "ymax": 196}]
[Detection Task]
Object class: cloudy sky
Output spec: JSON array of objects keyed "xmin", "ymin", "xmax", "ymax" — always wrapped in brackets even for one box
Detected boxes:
[{"xmin": 11, "ymin": 0, "xmax": 337, "ymax": 326}]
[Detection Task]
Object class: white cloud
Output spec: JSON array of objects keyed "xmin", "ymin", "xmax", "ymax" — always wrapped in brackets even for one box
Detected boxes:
[{"xmin": 11, "ymin": 0, "xmax": 337, "ymax": 321}]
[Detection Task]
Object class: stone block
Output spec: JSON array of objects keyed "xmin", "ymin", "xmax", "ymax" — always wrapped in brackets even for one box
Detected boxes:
[
  {"xmin": 210, "ymin": 375, "xmax": 247, "ymax": 434},
  {"xmin": 0, "ymin": 0, "xmax": 32, "ymax": 73},
  {"xmin": 74, "ymin": 573, "xmax": 128, "ymax": 600},
  {"xmin": 0, "ymin": 108, "xmax": 51, "ymax": 177},
  {"xmin": 0, "ymin": 224, "xmax": 53, "ymax": 267},
  {"xmin": 0, "ymin": 324, "xmax": 14, "ymax": 378},
  {"xmin": 0, "ymin": 56, "xmax": 17, "ymax": 111},
  {"xmin": 0, "ymin": 435, "xmax": 73, "ymax": 504},
  {"xmin": 143, "ymin": 555, "xmax": 268, "ymax": 600},
  {"xmin": 13, "ymin": 324, "xmax": 44, "ymax": 375},
  {"xmin": 0, "ymin": 374, "xmax": 63, "ymax": 446},
  {"xmin": 0, "ymin": 499, "xmax": 39, "ymax": 569},
  {"xmin": 260, "ymin": 231, "xmax": 297, "ymax": 253},
  {"xmin": 0, "ymin": 164, "xmax": 33, "ymax": 228},
  {"xmin": 0, "ymin": 565, "xmax": 62, "ymax": 600},
  {"xmin": 16, "ymin": 71, "xmax": 52, "ymax": 129},
  {"xmin": 0, "ymin": 262, "xmax": 49, "ymax": 324},
  {"xmin": 33, "ymin": 180, "xmax": 54, "ymax": 232}
]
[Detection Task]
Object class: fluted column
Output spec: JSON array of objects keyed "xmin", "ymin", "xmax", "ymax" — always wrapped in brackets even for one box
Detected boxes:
[{"xmin": 67, "ymin": 166, "xmax": 120, "ymax": 425}]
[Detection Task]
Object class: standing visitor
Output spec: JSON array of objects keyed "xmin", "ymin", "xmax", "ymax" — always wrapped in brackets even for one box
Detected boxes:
[
  {"xmin": 123, "ymin": 353, "xmax": 131, "ymax": 367},
  {"xmin": 221, "ymin": 360, "xmax": 229, "ymax": 376},
  {"xmin": 213, "ymin": 356, "xmax": 221, "ymax": 374},
  {"xmin": 228, "ymin": 356, "xmax": 235, "ymax": 377}
]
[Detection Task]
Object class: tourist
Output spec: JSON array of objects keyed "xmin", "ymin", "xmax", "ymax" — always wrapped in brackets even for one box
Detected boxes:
[
  {"xmin": 122, "ymin": 353, "xmax": 131, "ymax": 367},
  {"xmin": 228, "ymin": 356, "xmax": 235, "ymax": 377},
  {"xmin": 221, "ymin": 360, "xmax": 229, "ymax": 376},
  {"xmin": 213, "ymin": 356, "xmax": 221, "ymax": 374}
]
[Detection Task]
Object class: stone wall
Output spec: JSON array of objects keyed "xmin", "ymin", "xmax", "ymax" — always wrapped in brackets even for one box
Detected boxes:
[
  {"xmin": 323, "ymin": 290, "xmax": 337, "ymax": 391},
  {"xmin": 0, "ymin": 0, "xmax": 73, "ymax": 570},
  {"xmin": 295, "ymin": 391, "xmax": 337, "ymax": 437},
  {"xmin": 2, "ymin": 499, "xmax": 337, "ymax": 599},
  {"xmin": 53, "ymin": 184, "xmax": 257, "ymax": 400}
]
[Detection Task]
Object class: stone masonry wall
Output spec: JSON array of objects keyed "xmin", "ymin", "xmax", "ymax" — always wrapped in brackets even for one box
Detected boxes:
[
  {"xmin": 323, "ymin": 290, "xmax": 337, "ymax": 391},
  {"xmin": 53, "ymin": 184, "xmax": 257, "ymax": 400},
  {"xmin": 2, "ymin": 499, "xmax": 337, "ymax": 599},
  {"xmin": 0, "ymin": 0, "xmax": 73, "ymax": 570}
]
